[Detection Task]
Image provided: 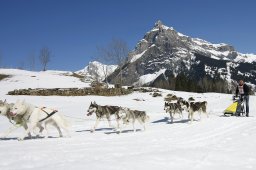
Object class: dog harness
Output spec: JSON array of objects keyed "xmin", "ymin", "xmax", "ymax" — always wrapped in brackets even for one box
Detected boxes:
[{"xmin": 39, "ymin": 107, "xmax": 58, "ymax": 122}]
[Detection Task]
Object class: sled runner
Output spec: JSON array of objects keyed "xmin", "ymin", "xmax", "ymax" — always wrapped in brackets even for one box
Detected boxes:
[{"xmin": 224, "ymin": 95, "xmax": 245, "ymax": 116}]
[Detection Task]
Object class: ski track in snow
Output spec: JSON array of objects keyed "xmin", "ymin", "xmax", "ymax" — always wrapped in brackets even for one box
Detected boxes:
[{"xmin": 0, "ymin": 69, "xmax": 256, "ymax": 170}]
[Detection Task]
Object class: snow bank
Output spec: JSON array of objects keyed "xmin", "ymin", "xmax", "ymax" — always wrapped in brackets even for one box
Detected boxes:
[{"xmin": 0, "ymin": 69, "xmax": 90, "ymax": 95}]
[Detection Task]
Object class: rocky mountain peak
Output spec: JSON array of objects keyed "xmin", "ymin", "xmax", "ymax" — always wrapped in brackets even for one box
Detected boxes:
[
  {"xmin": 154, "ymin": 20, "xmax": 163, "ymax": 28},
  {"xmin": 108, "ymin": 21, "xmax": 256, "ymax": 92}
]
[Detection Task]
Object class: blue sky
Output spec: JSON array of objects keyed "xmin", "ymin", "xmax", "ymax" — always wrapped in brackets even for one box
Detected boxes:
[{"xmin": 0, "ymin": 0, "xmax": 255, "ymax": 71}]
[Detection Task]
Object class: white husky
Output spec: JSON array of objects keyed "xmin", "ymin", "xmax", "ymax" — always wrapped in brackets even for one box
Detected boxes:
[
  {"xmin": 0, "ymin": 100, "xmax": 44, "ymax": 138},
  {"xmin": 9, "ymin": 100, "xmax": 70, "ymax": 140}
]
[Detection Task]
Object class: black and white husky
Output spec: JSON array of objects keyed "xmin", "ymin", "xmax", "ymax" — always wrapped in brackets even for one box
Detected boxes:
[
  {"xmin": 117, "ymin": 107, "xmax": 149, "ymax": 132},
  {"xmin": 164, "ymin": 100, "xmax": 183, "ymax": 123},
  {"xmin": 86, "ymin": 101, "xmax": 121, "ymax": 132},
  {"xmin": 179, "ymin": 99, "xmax": 208, "ymax": 122},
  {"xmin": 188, "ymin": 101, "xmax": 208, "ymax": 122}
]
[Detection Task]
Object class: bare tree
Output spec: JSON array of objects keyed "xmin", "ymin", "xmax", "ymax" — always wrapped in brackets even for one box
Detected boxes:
[
  {"xmin": 17, "ymin": 60, "xmax": 25, "ymax": 70},
  {"xmin": 39, "ymin": 47, "xmax": 51, "ymax": 71},
  {"xmin": 96, "ymin": 46, "xmax": 112, "ymax": 87},
  {"xmin": 28, "ymin": 52, "xmax": 36, "ymax": 71},
  {"xmin": 97, "ymin": 39, "xmax": 129, "ymax": 86}
]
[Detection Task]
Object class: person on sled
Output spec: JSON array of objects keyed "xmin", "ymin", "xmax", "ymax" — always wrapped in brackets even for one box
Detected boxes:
[{"xmin": 235, "ymin": 80, "xmax": 249, "ymax": 117}]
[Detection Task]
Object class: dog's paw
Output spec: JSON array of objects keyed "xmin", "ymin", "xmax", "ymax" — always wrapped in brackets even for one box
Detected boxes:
[
  {"xmin": 18, "ymin": 137, "xmax": 24, "ymax": 141},
  {"xmin": 0, "ymin": 136, "xmax": 7, "ymax": 139}
]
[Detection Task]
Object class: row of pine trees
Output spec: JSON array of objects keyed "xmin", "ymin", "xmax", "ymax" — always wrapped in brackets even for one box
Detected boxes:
[{"xmin": 151, "ymin": 73, "xmax": 231, "ymax": 93}]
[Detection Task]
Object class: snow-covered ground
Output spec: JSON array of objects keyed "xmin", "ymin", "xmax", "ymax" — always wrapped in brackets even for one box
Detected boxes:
[
  {"xmin": 0, "ymin": 69, "xmax": 90, "ymax": 94},
  {"xmin": 0, "ymin": 69, "xmax": 256, "ymax": 170}
]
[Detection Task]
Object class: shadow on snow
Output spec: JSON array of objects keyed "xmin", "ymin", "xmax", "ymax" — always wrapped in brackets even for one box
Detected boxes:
[
  {"xmin": 0, "ymin": 136, "xmax": 59, "ymax": 141},
  {"xmin": 152, "ymin": 117, "xmax": 192, "ymax": 124}
]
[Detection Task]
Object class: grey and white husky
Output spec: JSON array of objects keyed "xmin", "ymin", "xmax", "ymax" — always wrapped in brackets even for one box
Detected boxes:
[
  {"xmin": 164, "ymin": 101, "xmax": 183, "ymax": 123},
  {"xmin": 86, "ymin": 101, "xmax": 121, "ymax": 132},
  {"xmin": 188, "ymin": 101, "xmax": 208, "ymax": 122},
  {"xmin": 117, "ymin": 107, "xmax": 149, "ymax": 133},
  {"xmin": 178, "ymin": 99, "xmax": 208, "ymax": 122}
]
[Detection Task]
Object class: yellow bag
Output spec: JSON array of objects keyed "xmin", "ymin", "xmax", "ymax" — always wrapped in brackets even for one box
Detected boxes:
[{"xmin": 224, "ymin": 102, "xmax": 238, "ymax": 114}]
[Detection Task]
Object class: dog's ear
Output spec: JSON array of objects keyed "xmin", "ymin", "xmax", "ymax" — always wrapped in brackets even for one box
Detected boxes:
[
  {"xmin": 4, "ymin": 99, "xmax": 7, "ymax": 103},
  {"xmin": 93, "ymin": 101, "xmax": 96, "ymax": 104},
  {"xmin": 16, "ymin": 99, "xmax": 20, "ymax": 104},
  {"xmin": 21, "ymin": 99, "xmax": 25, "ymax": 104}
]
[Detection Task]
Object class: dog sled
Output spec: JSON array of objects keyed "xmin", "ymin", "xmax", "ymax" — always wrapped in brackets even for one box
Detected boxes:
[{"xmin": 224, "ymin": 95, "xmax": 245, "ymax": 116}]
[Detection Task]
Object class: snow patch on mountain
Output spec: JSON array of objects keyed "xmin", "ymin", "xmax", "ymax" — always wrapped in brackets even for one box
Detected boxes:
[
  {"xmin": 130, "ymin": 50, "xmax": 147, "ymax": 63},
  {"xmin": 76, "ymin": 61, "xmax": 117, "ymax": 82},
  {"xmin": 235, "ymin": 53, "xmax": 256, "ymax": 63},
  {"xmin": 136, "ymin": 69, "xmax": 166, "ymax": 86}
]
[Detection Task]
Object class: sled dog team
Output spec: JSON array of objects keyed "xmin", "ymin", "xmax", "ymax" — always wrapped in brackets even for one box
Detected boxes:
[
  {"xmin": 164, "ymin": 98, "xmax": 208, "ymax": 123},
  {"xmin": 0, "ymin": 97, "xmax": 207, "ymax": 140}
]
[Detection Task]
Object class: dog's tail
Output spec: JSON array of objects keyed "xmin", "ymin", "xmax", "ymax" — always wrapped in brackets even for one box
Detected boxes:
[
  {"xmin": 145, "ymin": 115, "xmax": 150, "ymax": 122},
  {"xmin": 203, "ymin": 101, "xmax": 207, "ymax": 113},
  {"xmin": 59, "ymin": 114, "xmax": 72, "ymax": 128}
]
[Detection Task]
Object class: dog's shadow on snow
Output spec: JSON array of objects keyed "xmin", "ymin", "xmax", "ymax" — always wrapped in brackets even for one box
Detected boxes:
[
  {"xmin": 76, "ymin": 128, "xmax": 114, "ymax": 133},
  {"xmin": 76, "ymin": 128, "xmax": 142, "ymax": 134},
  {"xmin": 152, "ymin": 117, "xmax": 192, "ymax": 124},
  {"xmin": 167, "ymin": 119, "xmax": 192, "ymax": 124},
  {"xmin": 0, "ymin": 136, "xmax": 59, "ymax": 141},
  {"xmin": 151, "ymin": 117, "xmax": 169, "ymax": 124},
  {"xmin": 0, "ymin": 137, "xmax": 18, "ymax": 141},
  {"xmin": 104, "ymin": 129, "xmax": 142, "ymax": 135}
]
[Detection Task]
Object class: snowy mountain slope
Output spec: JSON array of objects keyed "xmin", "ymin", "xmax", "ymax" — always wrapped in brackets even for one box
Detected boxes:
[
  {"xmin": 108, "ymin": 21, "xmax": 256, "ymax": 89},
  {"xmin": 0, "ymin": 69, "xmax": 90, "ymax": 95},
  {"xmin": 76, "ymin": 61, "xmax": 117, "ymax": 82},
  {"xmin": 0, "ymin": 69, "xmax": 256, "ymax": 170}
]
